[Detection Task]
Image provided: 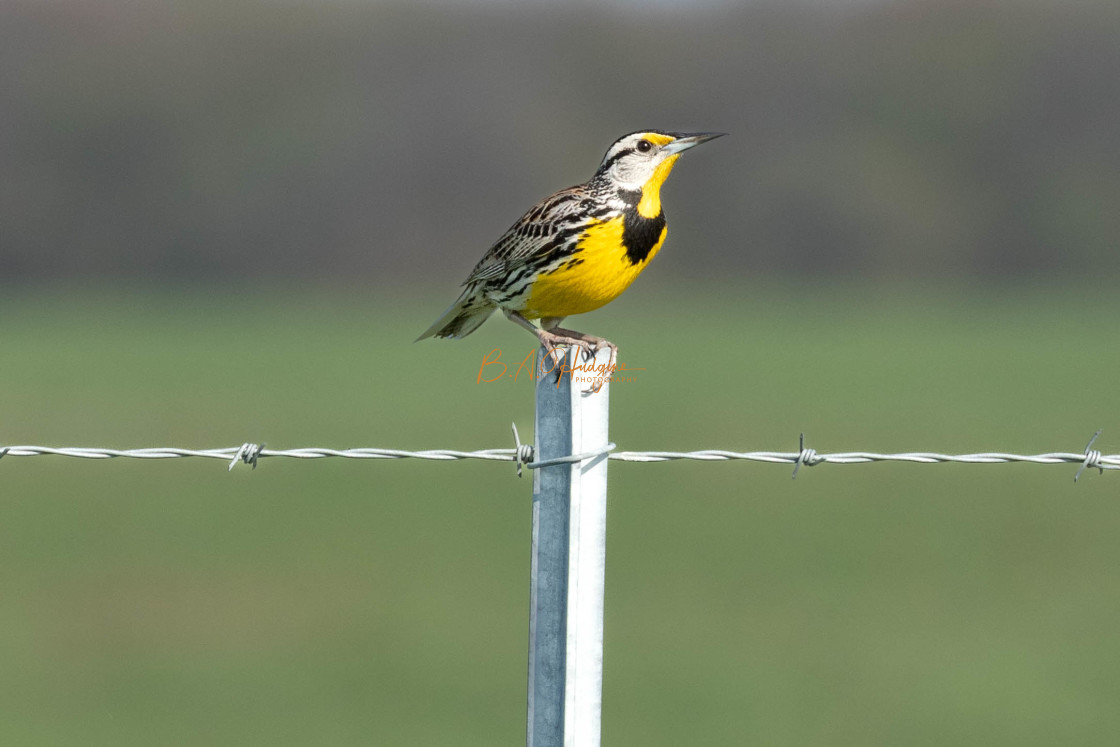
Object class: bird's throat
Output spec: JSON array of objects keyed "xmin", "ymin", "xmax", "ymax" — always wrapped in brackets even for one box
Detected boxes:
[{"xmin": 636, "ymin": 155, "xmax": 680, "ymax": 218}]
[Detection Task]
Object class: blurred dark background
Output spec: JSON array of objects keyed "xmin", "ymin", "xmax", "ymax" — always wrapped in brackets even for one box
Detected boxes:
[{"xmin": 2, "ymin": 0, "xmax": 1117, "ymax": 286}]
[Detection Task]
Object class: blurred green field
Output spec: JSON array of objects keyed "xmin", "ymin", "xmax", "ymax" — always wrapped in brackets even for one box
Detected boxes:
[{"xmin": 1, "ymin": 282, "xmax": 1118, "ymax": 745}]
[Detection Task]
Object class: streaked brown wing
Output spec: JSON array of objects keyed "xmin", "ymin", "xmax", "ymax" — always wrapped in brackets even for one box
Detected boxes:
[{"xmin": 463, "ymin": 186, "xmax": 594, "ymax": 286}]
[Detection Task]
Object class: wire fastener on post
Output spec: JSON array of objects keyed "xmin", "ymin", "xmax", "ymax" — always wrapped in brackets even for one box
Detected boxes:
[
  {"xmin": 510, "ymin": 422, "xmax": 615, "ymax": 474},
  {"xmin": 526, "ymin": 442, "xmax": 615, "ymax": 470}
]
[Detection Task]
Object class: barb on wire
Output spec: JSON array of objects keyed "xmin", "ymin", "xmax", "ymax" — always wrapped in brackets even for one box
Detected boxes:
[
  {"xmin": 229, "ymin": 442, "xmax": 265, "ymax": 472},
  {"xmin": 1, "ymin": 431, "xmax": 1117, "ymax": 481},
  {"xmin": 1075, "ymin": 429, "xmax": 1105, "ymax": 483},
  {"xmin": 792, "ymin": 432, "xmax": 821, "ymax": 479},
  {"xmin": 511, "ymin": 423, "xmax": 532, "ymax": 478}
]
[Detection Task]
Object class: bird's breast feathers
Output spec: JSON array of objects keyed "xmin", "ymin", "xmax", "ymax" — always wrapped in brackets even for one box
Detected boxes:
[{"xmin": 521, "ymin": 211, "xmax": 667, "ymax": 319}]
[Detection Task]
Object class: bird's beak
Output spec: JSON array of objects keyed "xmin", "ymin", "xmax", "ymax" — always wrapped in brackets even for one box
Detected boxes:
[{"xmin": 662, "ymin": 131, "xmax": 728, "ymax": 155}]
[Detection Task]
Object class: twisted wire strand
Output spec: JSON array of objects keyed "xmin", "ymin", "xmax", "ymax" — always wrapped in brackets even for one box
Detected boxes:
[
  {"xmin": 0, "ymin": 445, "xmax": 523, "ymax": 461},
  {"xmin": 1, "ymin": 443, "xmax": 1117, "ymax": 478},
  {"xmin": 608, "ymin": 449, "xmax": 1120, "ymax": 466}
]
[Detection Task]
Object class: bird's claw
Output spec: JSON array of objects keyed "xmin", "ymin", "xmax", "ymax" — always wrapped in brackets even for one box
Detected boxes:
[{"xmin": 534, "ymin": 332, "xmax": 616, "ymax": 393}]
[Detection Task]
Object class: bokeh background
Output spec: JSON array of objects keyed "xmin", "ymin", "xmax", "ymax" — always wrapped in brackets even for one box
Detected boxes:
[{"xmin": 2, "ymin": 0, "xmax": 1119, "ymax": 743}]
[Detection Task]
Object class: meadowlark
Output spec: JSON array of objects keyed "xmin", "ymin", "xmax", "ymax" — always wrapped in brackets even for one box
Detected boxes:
[{"xmin": 417, "ymin": 130, "xmax": 725, "ymax": 361}]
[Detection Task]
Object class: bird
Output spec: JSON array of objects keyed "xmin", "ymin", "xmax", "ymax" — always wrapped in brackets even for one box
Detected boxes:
[{"xmin": 417, "ymin": 130, "xmax": 725, "ymax": 363}]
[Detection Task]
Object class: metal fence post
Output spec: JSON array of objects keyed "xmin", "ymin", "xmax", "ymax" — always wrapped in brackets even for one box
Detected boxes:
[{"xmin": 527, "ymin": 346, "xmax": 612, "ymax": 747}]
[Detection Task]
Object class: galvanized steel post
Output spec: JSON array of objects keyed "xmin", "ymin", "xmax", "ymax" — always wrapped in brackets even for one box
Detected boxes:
[{"xmin": 527, "ymin": 346, "xmax": 612, "ymax": 747}]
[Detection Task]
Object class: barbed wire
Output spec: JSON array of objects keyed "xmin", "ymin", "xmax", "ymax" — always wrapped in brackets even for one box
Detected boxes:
[{"xmin": 1, "ymin": 430, "xmax": 1115, "ymax": 482}]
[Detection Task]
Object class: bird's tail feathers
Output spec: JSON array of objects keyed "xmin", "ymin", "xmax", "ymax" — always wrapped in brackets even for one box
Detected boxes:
[{"xmin": 416, "ymin": 289, "xmax": 496, "ymax": 341}]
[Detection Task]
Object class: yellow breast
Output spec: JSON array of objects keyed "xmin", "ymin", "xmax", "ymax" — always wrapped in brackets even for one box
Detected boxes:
[{"xmin": 521, "ymin": 216, "xmax": 667, "ymax": 319}]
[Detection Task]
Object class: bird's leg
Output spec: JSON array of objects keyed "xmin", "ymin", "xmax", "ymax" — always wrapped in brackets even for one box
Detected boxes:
[
  {"xmin": 537, "ymin": 322, "xmax": 618, "ymax": 356},
  {"xmin": 504, "ymin": 310, "xmax": 573, "ymax": 372},
  {"xmin": 541, "ymin": 318, "xmax": 618, "ymax": 393},
  {"xmin": 538, "ymin": 316, "xmax": 617, "ymax": 365},
  {"xmin": 504, "ymin": 311, "xmax": 600, "ymax": 377}
]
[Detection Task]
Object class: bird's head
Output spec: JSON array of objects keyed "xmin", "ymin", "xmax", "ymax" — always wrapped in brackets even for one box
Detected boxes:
[
  {"xmin": 595, "ymin": 130, "xmax": 726, "ymax": 216},
  {"xmin": 596, "ymin": 131, "xmax": 725, "ymax": 188}
]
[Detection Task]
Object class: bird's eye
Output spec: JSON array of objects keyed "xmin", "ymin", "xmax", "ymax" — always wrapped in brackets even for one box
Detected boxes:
[{"xmin": 635, "ymin": 139, "xmax": 653, "ymax": 153}]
